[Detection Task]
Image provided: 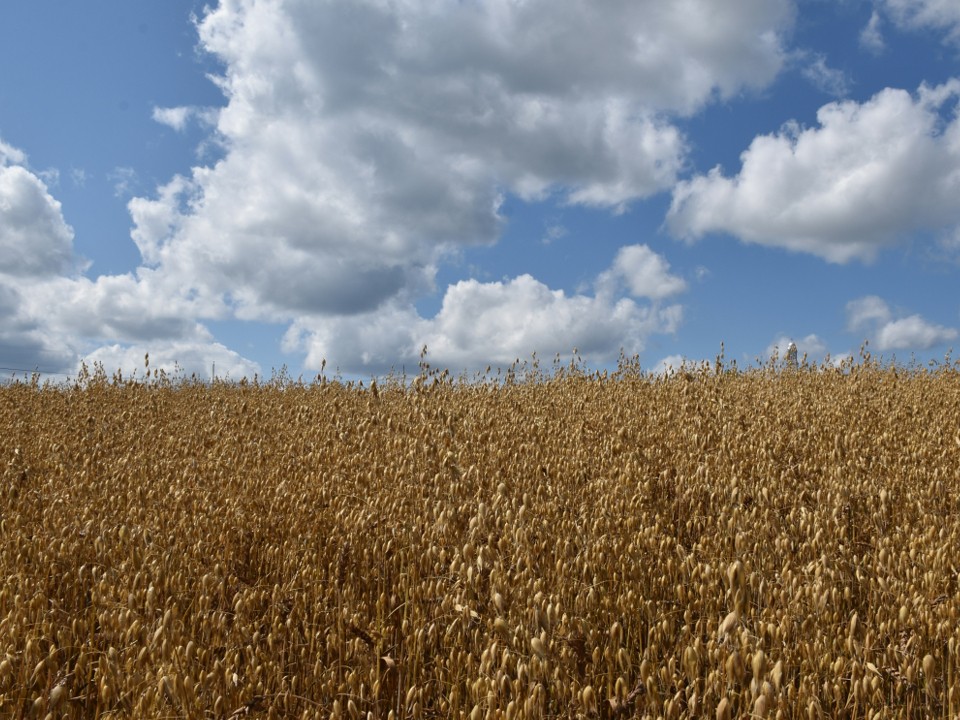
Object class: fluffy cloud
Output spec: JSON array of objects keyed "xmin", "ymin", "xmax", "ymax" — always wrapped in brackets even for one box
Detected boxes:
[
  {"xmin": 4, "ymin": 1, "xmax": 799, "ymax": 377},
  {"xmin": 667, "ymin": 81, "xmax": 960, "ymax": 263},
  {"xmin": 125, "ymin": 0, "xmax": 791, "ymax": 323},
  {"xmin": 875, "ymin": 316, "xmax": 958, "ymax": 350},
  {"xmin": 596, "ymin": 244, "xmax": 687, "ymax": 300},
  {"xmin": 0, "ymin": 283, "xmax": 77, "ymax": 373},
  {"xmin": 846, "ymin": 295, "xmax": 958, "ymax": 351},
  {"xmin": 285, "ymin": 247, "xmax": 686, "ymax": 374},
  {"xmin": 0, "ymin": 146, "xmax": 82, "ymax": 372},
  {"xmin": 0, "ymin": 138, "xmax": 260, "ymax": 378},
  {"xmin": 82, "ymin": 340, "xmax": 260, "ymax": 381},
  {"xmin": 22, "ymin": 272, "xmax": 216, "ymax": 345},
  {"xmin": 420, "ymin": 274, "xmax": 682, "ymax": 370},
  {"xmin": 0, "ymin": 159, "xmax": 75, "ymax": 278}
]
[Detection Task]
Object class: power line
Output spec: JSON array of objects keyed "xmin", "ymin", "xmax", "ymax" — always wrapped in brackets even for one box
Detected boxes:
[{"xmin": 0, "ymin": 366, "xmax": 73, "ymax": 377}]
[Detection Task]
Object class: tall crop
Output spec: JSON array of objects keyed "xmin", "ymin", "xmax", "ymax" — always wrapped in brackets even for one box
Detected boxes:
[{"xmin": 1, "ymin": 358, "xmax": 959, "ymax": 718}]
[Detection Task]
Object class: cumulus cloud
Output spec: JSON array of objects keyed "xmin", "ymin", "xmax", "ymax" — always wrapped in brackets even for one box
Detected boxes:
[
  {"xmin": 667, "ymin": 80, "xmax": 960, "ymax": 263},
  {"xmin": 596, "ymin": 244, "xmax": 688, "ymax": 300},
  {"xmin": 284, "ymin": 247, "xmax": 687, "ymax": 374},
  {"xmin": 3, "ymin": 120, "xmax": 685, "ymax": 378},
  {"xmin": 419, "ymin": 274, "xmax": 682, "ymax": 370},
  {"xmin": 22, "ymin": 272, "xmax": 217, "ymax": 345},
  {"xmin": 0, "ymin": 150, "xmax": 83, "ymax": 372},
  {"xmin": 881, "ymin": 0, "xmax": 960, "ymax": 42},
  {"xmin": 82, "ymin": 340, "xmax": 260, "ymax": 381},
  {"xmin": 3, "ymin": 1, "xmax": 800, "ymax": 377},
  {"xmin": 0, "ymin": 158, "xmax": 75, "ymax": 278},
  {"xmin": 0, "ymin": 137, "xmax": 259, "ymax": 377},
  {"xmin": 123, "ymin": 0, "xmax": 791, "ymax": 323},
  {"xmin": 0, "ymin": 283, "xmax": 77, "ymax": 372},
  {"xmin": 846, "ymin": 295, "xmax": 958, "ymax": 351},
  {"xmin": 875, "ymin": 316, "xmax": 958, "ymax": 350}
]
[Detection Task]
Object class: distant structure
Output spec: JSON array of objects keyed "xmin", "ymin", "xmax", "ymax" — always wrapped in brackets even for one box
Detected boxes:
[{"xmin": 785, "ymin": 341, "xmax": 798, "ymax": 369}]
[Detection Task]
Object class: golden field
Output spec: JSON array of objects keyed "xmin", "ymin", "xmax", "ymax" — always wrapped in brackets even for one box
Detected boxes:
[{"xmin": 2, "ymin": 357, "xmax": 960, "ymax": 719}]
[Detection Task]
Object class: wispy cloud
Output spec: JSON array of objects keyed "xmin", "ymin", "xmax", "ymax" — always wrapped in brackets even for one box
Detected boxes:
[
  {"xmin": 800, "ymin": 53, "xmax": 851, "ymax": 97},
  {"xmin": 881, "ymin": 0, "xmax": 960, "ymax": 43},
  {"xmin": 109, "ymin": 166, "xmax": 138, "ymax": 197},
  {"xmin": 860, "ymin": 11, "xmax": 885, "ymax": 53},
  {"xmin": 151, "ymin": 105, "xmax": 217, "ymax": 132},
  {"xmin": 541, "ymin": 223, "xmax": 568, "ymax": 245},
  {"xmin": 70, "ymin": 168, "xmax": 88, "ymax": 188}
]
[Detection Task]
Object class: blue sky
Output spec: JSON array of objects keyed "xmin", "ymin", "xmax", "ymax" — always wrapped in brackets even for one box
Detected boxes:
[{"xmin": 1, "ymin": 0, "xmax": 959, "ymax": 381}]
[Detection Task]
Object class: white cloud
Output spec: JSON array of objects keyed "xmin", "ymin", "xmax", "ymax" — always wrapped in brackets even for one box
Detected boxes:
[
  {"xmin": 0, "ymin": 139, "xmax": 27, "ymax": 166},
  {"xmin": 0, "ymin": 162, "xmax": 75, "ymax": 278},
  {"xmin": 845, "ymin": 295, "xmax": 958, "ymax": 351},
  {"xmin": 860, "ymin": 11, "xmax": 885, "ymax": 52},
  {"xmin": 651, "ymin": 354, "xmax": 688, "ymax": 375},
  {"xmin": 846, "ymin": 295, "xmax": 892, "ymax": 331},
  {"xmin": 151, "ymin": 105, "xmax": 219, "ymax": 132},
  {"xmin": 3, "ymin": 125, "xmax": 686, "ymax": 378},
  {"xmin": 2, "ymin": 1, "xmax": 799, "ymax": 377},
  {"xmin": 123, "ymin": 0, "xmax": 792, "ymax": 323},
  {"xmin": 286, "ymin": 250, "xmax": 686, "ymax": 375},
  {"xmin": 0, "ymin": 149, "xmax": 83, "ymax": 371},
  {"xmin": 829, "ymin": 352, "xmax": 854, "ymax": 368},
  {"xmin": 875, "ymin": 315, "xmax": 958, "ymax": 350},
  {"xmin": 667, "ymin": 80, "xmax": 960, "ymax": 263},
  {"xmin": 0, "ymin": 282, "xmax": 77, "ymax": 372},
  {"xmin": 82, "ymin": 340, "xmax": 260, "ymax": 381},
  {"xmin": 152, "ymin": 106, "xmax": 193, "ymax": 132},
  {"xmin": 0, "ymin": 138, "xmax": 258, "ymax": 377},
  {"xmin": 127, "ymin": 175, "xmax": 193, "ymax": 266},
  {"xmin": 23, "ymin": 272, "xmax": 219, "ymax": 345},
  {"xmin": 596, "ymin": 244, "xmax": 687, "ymax": 300},
  {"xmin": 881, "ymin": 0, "xmax": 960, "ymax": 42},
  {"xmin": 420, "ymin": 274, "xmax": 682, "ymax": 370}
]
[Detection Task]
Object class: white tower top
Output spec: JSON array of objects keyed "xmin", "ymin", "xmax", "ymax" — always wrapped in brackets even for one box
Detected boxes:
[{"xmin": 785, "ymin": 341, "xmax": 798, "ymax": 369}]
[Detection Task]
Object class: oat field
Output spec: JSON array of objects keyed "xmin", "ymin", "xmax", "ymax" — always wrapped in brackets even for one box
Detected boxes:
[{"xmin": 2, "ymin": 357, "xmax": 960, "ymax": 719}]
